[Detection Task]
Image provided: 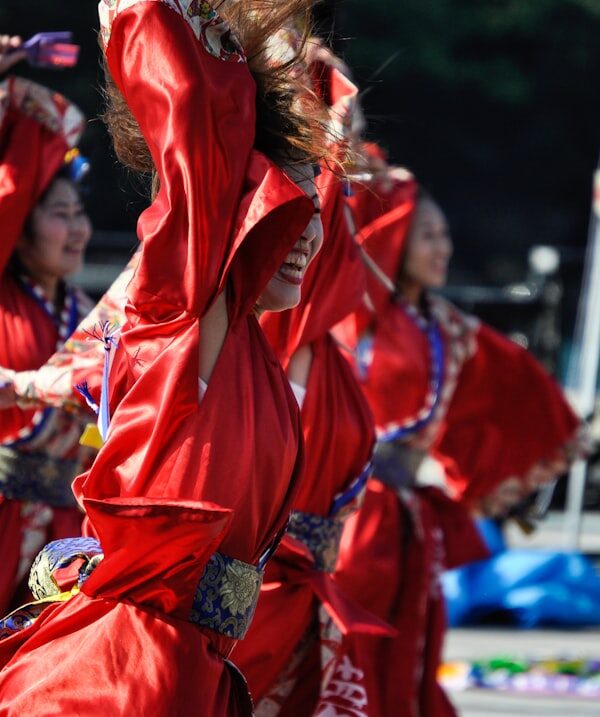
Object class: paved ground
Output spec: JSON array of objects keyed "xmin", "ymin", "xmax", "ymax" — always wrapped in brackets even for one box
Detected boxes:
[
  {"xmin": 444, "ymin": 628, "xmax": 600, "ymax": 716},
  {"xmin": 505, "ymin": 511, "xmax": 600, "ymax": 554}
]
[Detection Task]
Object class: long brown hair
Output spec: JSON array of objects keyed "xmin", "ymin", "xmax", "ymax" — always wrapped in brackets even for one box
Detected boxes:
[{"xmin": 101, "ymin": 0, "xmax": 329, "ymax": 186}]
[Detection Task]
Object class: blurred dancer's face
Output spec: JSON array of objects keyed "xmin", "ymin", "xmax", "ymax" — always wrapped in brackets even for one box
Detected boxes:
[
  {"xmin": 402, "ymin": 198, "xmax": 452, "ymax": 290},
  {"xmin": 17, "ymin": 178, "xmax": 91, "ymax": 281},
  {"xmin": 257, "ymin": 165, "xmax": 324, "ymax": 313}
]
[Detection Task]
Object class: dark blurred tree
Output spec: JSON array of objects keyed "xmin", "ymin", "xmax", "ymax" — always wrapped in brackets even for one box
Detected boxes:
[{"xmin": 328, "ymin": 0, "xmax": 600, "ymax": 284}]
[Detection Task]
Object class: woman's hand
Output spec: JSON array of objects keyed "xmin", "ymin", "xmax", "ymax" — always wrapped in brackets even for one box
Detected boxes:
[{"xmin": 0, "ymin": 35, "xmax": 26, "ymax": 74}]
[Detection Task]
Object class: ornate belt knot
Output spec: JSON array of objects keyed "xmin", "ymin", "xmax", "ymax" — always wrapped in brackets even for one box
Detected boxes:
[
  {"xmin": 1, "ymin": 538, "xmax": 104, "ymax": 641},
  {"xmin": 190, "ymin": 552, "xmax": 264, "ymax": 640},
  {"xmin": 0, "ymin": 539, "xmax": 264, "ymax": 644},
  {"xmin": 288, "ymin": 511, "xmax": 344, "ymax": 573}
]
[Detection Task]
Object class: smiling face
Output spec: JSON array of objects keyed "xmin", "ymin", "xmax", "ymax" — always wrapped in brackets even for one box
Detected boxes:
[
  {"xmin": 256, "ymin": 164, "xmax": 324, "ymax": 313},
  {"xmin": 400, "ymin": 197, "xmax": 453, "ymax": 292},
  {"xmin": 16, "ymin": 177, "xmax": 92, "ymax": 283}
]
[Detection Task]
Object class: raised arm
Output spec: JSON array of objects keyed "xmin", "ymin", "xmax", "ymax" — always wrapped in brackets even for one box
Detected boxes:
[{"xmin": 100, "ymin": 1, "xmax": 257, "ymax": 317}]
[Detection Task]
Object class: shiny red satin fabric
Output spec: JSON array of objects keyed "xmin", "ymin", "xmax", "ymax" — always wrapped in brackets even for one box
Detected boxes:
[
  {"xmin": 232, "ymin": 167, "xmax": 378, "ymax": 709},
  {"xmin": 0, "ymin": 271, "xmax": 88, "ymax": 618},
  {"xmin": 344, "ymin": 297, "xmax": 433, "ymax": 436},
  {"xmin": 0, "ymin": 76, "xmax": 78, "ymax": 274},
  {"xmin": 232, "ymin": 335, "xmax": 381, "ymax": 704},
  {"xmin": 0, "ymin": 79, "xmax": 86, "ymax": 615},
  {"xmin": 326, "ymin": 483, "xmax": 486, "ymax": 717},
  {"xmin": 330, "ymin": 167, "xmax": 584, "ymax": 715},
  {"xmin": 0, "ymin": 3, "xmax": 313, "ymax": 715},
  {"xmin": 349, "ymin": 169, "xmax": 417, "ymax": 330},
  {"xmin": 341, "ymin": 297, "xmax": 582, "ymax": 499},
  {"xmin": 439, "ymin": 322, "xmax": 582, "ymax": 501}
]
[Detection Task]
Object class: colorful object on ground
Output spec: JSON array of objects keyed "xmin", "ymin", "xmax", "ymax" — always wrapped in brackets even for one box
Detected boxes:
[
  {"xmin": 440, "ymin": 657, "xmax": 600, "ymax": 698},
  {"xmin": 14, "ymin": 32, "xmax": 80, "ymax": 69}
]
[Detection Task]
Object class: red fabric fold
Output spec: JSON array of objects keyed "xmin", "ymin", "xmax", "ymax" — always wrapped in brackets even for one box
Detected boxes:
[
  {"xmin": 267, "ymin": 537, "xmax": 397, "ymax": 638},
  {"xmin": 328, "ymin": 483, "xmax": 486, "ymax": 717},
  {"xmin": 0, "ymin": 4, "xmax": 309, "ymax": 714},
  {"xmin": 439, "ymin": 323, "xmax": 583, "ymax": 501},
  {"xmin": 82, "ymin": 497, "xmax": 232, "ymax": 617},
  {"xmin": 349, "ymin": 171, "xmax": 417, "ymax": 327}
]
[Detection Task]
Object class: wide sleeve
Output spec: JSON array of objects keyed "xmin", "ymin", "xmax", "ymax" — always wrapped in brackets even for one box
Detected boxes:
[
  {"xmin": 437, "ymin": 323, "xmax": 588, "ymax": 502},
  {"xmin": 101, "ymin": 1, "xmax": 311, "ymax": 322}
]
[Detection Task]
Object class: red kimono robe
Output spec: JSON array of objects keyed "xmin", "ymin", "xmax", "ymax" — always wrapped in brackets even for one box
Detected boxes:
[
  {"xmin": 320, "ymin": 170, "xmax": 586, "ymax": 717},
  {"xmin": 0, "ymin": 2, "xmax": 314, "ymax": 715},
  {"xmin": 233, "ymin": 163, "xmax": 383, "ymax": 715},
  {"xmin": 4, "ymin": 252, "xmax": 140, "ymax": 416},
  {"xmin": 0, "ymin": 77, "xmax": 89, "ymax": 616}
]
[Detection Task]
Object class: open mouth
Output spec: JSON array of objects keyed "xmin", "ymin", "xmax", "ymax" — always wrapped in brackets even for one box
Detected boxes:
[
  {"xmin": 64, "ymin": 244, "xmax": 85, "ymax": 255},
  {"xmin": 277, "ymin": 249, "xmax": 309, "ymax": 286}
]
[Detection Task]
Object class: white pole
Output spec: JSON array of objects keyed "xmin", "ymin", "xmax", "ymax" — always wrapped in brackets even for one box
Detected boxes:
[{"xmin": 564, "ymin": 165, "xmax": 600, "ymax": 549}]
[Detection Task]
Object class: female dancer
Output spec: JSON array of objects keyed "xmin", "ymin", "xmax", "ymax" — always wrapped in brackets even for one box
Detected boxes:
[
  {"xmin": 233, "ymin": 59, "xmax": 394, "ymax": 714},
  {"xmin": 0, "ymin": 73, "xmax": 91, "ymax": 615},
  {"xmin": 319, "ymin": 166, "xmax": 587, "ymax": 717},
  {"xmin": 0, "ymin": 252, "xmax": 140, "ymax": 421},
  {"xmin": 0, "ymin": 1, "xmax": 326, "ymax": 714}
]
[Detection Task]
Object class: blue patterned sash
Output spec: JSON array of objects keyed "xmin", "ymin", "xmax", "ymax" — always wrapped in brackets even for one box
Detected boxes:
[
  {"xmin": 0, "ymin": 446, "xmax": 79, "ymax": 507},
  {"xmin": 0, "ymin": 538, "xmax": 264, "ymax": 642},
  {"xmin": 287, "ymin": 461, "xmax": 373, "ymax": 573}
]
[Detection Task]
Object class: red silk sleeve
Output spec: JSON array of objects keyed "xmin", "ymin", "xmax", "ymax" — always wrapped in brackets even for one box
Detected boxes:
[
  {"xmin": 438, "ymin": 323, "xmax": 585, "ymax": 501},
  {"xmin": 104, "ymin": 2, "xmax": 257, "ymax": 319},
  {"xmin": 104, "ymin": 2, "xmax": 312, "ymax": 321}
]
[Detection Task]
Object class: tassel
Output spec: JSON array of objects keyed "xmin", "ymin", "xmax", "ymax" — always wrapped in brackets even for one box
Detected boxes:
[
  {"xmin": 82, "ymin": 322, "xmax": 120, "ymax": 442},
  {"xmin": 75, "ymin": 381, "xmax": 99, "ymax": 416}
]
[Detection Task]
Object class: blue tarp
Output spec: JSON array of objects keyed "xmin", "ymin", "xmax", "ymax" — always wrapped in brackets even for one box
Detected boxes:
[{"xmin": 443, "ymin": 519, "xmax": 600, "ymax": 628}]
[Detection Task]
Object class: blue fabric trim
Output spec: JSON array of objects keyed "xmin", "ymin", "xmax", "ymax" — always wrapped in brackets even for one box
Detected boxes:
[
  {"xmin": 66, "ymin": 286, "xmax": 80, "ymax": 336},
  {"xmin": 329, "ymin": 460, "xmax": 373, "ymax": 517},
  {"xmin": 6, "ymin": 284, "xmax": 81, "ymax": 447},
  {"xmin": 7, "ymin": 407, "xmax": 54, "ymax": 447}
]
